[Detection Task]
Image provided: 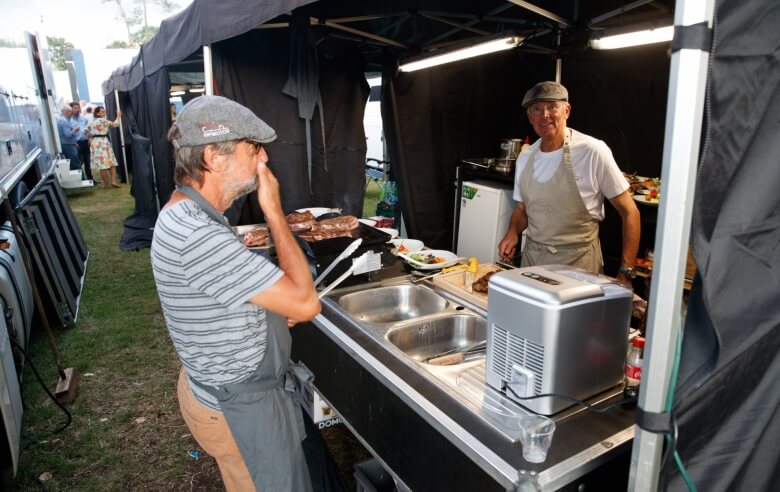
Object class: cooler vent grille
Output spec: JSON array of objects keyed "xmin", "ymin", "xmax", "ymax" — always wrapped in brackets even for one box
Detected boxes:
[{"xmin": 491, "ymin": 325, "xmax": 544, "ymax": 395}]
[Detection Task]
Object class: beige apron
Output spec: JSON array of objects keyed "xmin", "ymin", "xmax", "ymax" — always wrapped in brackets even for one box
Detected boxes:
[{"xmin": 519, "ymin": 130, "xmax": 603, "ymax": 273}]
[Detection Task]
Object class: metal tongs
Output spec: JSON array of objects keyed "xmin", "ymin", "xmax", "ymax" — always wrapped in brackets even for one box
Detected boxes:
[
  {"xmin": 424, "ymin": 340, "xmax": 487, "ymax": 365},
  {"xmin": 313, "ymin": 238, "xmax": 362, "ymax": 288}
]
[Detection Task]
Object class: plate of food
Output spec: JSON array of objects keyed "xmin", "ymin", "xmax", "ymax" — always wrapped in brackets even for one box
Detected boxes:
[
  {"xmin": 390, "ymin": 238, "xmax": 424, "ymax": 255},
  {"xmin": 399, "ymin": 250, "xmax": 461, "ymax": 270},
  {"xmin": 233, "ymin": 224, "xmax": 272, "ymax": 249},
  {"xmin": 295, "ymin": 207, "xmax": 342, "ymax": 218},
  {"xmin": 632, "ymin": 191, "xmax": 660, "ymax": 206}
]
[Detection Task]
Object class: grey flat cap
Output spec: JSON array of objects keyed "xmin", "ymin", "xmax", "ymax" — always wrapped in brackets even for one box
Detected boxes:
[
  {"xmin": 171, "ymin": 95, "xmax": 276, "ymax": 149},
  {"xmin": 522, "ymin": 81, "xmax": 569, "ymax": 108}
]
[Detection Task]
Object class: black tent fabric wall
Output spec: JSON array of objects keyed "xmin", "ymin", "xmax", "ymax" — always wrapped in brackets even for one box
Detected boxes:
[
  {"xmin": 119, "ymin": 132, "xmax": 157, "ymax": 251},
  {"xmin": 563, "ymin": 43, "xmax": 670, "ymax": 179},
  {"xmin": 664, "ymin": 1, "xmax": 780, "ymax": 490},
  {"xmin": 127, "ymin": 67, "xmax": 174, "ymax": 208},
  {"xmin": 382, "ymin": 49, "xmax": 547, "ymax": 249},
  {"xmin": 213, "ymin": 29, "xmax": 369, "ymax": 224},
  {"xmin": 103, "ymin": 95, "xmax": 129, "ymax": 183}
]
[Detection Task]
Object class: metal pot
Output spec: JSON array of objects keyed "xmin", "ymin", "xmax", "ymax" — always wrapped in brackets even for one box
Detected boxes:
[
  {"xmin": 493, "ymin": 158, "xmax": 515, "ymax": 174},
  {"xmin": 500, "ymin": 139, "xmax": 523, "ymax": 159}
]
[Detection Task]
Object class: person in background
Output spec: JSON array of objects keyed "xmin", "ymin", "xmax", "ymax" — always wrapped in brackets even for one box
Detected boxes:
[
  {"xmin": 56, "ymin": 105, "xmax": 80, "ymax": 170},
  {"xmin": 170, "ymin": 102, "xmax": 177, "ymax": 122},
  {"xmin": 87, "ymin": 106, "xmax": 122, "ymax": 188},
  {"xmin": 498, "ymin": 81, "xmax": 640, "ymax": 286},
  {"xmin": 151, "ymin": 95, "xmax": 319, "ymax": 492},
  {"xmin": 84, "ymin": 105, "xmax": 95, "ymax": 123},
  {"xmin": 70, "ymin": 102, "xmax": 93, "ymax": 182}
]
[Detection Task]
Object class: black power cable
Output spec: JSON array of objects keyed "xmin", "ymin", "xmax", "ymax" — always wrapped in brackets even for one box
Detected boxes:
[
  {"xmin": 506, "ymin": 385, "xmax": 637, "ymax": 414},
  {"xmin": 7, "ymin": 335, "xmax": 72, "ymax": 448}
]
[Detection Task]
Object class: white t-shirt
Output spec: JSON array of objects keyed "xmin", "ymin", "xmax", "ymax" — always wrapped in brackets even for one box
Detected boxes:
[{"xmin": 512, "ymin": 129, "xmax": 629, "ymax": 220}]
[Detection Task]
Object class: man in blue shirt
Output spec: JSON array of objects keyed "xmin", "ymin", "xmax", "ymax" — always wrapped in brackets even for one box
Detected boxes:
[
  {"xmin": 56, "ymin": 106, "xmax": 80, "ymax": 170},
  {"xmin": 70, "ymin": 102, "xmax": 92, "ymax": 180}
]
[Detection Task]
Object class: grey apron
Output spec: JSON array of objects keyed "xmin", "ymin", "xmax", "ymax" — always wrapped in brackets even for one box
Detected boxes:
[
  {"xmin": 519, "ymin": 130, "xmax": 603, "ymax": 273},
  {"xmin": 177, "ymin": 186, "xmax": 312, "ymax": 492}
]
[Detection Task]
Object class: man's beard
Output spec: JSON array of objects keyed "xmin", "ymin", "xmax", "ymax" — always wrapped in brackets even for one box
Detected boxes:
[{"xmin": 224, "ymin": 174, "xmax": 258, "ymax": 202}]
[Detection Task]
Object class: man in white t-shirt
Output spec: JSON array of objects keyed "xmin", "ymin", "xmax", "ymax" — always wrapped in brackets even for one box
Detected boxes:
[{"xmin": 498, "ymin": 81, "xmax": 640, "ymax": 286}]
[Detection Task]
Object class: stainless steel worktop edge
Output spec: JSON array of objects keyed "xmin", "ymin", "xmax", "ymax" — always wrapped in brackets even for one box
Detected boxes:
[{"xmin": 313, "ymin": 309, "xmax": 521, "ymax": 489}]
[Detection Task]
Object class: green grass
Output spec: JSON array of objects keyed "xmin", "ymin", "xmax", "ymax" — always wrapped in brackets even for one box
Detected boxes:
[
  {"xmin": 1, "ymin": 181, "xmax": 378, "ymax": 490},
  {"xmin": 1, "ymin": 186, "xmax": 223, "ymax": 490}
]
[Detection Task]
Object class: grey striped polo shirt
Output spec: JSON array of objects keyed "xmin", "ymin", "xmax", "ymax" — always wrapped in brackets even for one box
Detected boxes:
[{"xmin": 151, "ymin": 200, "xmax": 283, "ymax": 410}]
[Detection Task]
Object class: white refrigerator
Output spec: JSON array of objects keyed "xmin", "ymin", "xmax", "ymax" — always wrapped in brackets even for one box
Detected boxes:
[{"xmin": 456, "ymin": 180, "xmax": 518, "ymax": 263}]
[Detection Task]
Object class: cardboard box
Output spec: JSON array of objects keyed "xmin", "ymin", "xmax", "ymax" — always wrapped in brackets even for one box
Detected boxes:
[{"xmin": 293, "ymin": 364, "xmax": 343, "ymax": 429}]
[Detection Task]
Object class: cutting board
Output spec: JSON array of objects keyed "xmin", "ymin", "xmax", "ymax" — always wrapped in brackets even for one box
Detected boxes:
[{"xmin": 432, "ymin": 263, "xmax": 503, "ymax": 310}]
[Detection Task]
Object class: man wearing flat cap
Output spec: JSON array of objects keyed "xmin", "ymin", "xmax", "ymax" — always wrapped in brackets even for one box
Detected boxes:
[
  {"xmin": 151, "ymin": 95, "xmax": 319, "ymax": 491},
  {"xmin": 498, "ymin": 81, "xmax": 640, "ymax": 285}
]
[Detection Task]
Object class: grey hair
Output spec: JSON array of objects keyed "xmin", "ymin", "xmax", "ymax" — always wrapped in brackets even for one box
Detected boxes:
[{"xmin": 168, "ymin": 124, "xmax": 239, "ymax": 187}]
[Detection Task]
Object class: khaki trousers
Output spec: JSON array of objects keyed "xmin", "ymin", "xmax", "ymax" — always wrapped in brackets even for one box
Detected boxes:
[{"xmin": 177, "ymin": 368, "xmax": 256, "ymax": 491}]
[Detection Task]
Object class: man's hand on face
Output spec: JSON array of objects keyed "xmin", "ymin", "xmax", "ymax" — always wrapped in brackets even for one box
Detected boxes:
[{"xmin": 256, "ymin": 160, "xmax": 282, "ymax": 217}]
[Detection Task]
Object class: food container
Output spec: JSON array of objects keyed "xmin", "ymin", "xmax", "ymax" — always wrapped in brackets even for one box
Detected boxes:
[{"xmin": 500, "ymin": 139, "xmax": 523, "ymax": 159}]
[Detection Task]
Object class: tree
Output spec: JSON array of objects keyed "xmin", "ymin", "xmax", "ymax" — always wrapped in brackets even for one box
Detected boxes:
[
  {"xmin": 103, "ymin": 0, "xmax": 178, "ymax": 47},
  {"xmin": 106, "ymin": 40, "xmax": 132, "ymax": 49},
  {"xmin": 46, "ymin": 36, "xmax": 74, "ymax": 71}
]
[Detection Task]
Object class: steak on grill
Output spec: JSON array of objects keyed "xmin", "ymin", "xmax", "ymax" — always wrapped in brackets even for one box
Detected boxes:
[
  {"xmin": 243, "ymin": 227, "xmax": 269, "ymax": 247},
  {"xmin": 286, "ymin": 211, "xmax": 316, "ymax": 232},
  {"xmin": 298, "ymin": 229, "xmax": 355, "ymax": 241},
  {"xmin": 311, "ymin": 215, "xmax": 359, "ymax": 232}
]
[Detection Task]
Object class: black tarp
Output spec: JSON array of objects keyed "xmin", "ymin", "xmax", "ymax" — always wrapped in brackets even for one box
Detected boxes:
[
  {"xmin": 663, "ymin": 1, "xmax": 780, "ymax": 490},
  {"xmin": 214, "ymin": 28, "xmax": 369, "ymax": 223}
]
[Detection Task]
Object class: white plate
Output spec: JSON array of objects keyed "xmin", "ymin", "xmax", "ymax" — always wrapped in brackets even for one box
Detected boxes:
[
  {"xmin": 390, "ymin": 238, "xmax": 424, "ymax": 254},
  {"xmin": 358, "ymin": 218, "xmax": 377, "ymax": 227},
  {"xmin": 400, "ymin": 250, "xmax": 461, "ymax": 270},
  {"xmin": 378, "ymin": 227, "xmax": 399, "ymax": 239},
  {"xmin": 295, "ymin": 207, "xmax": 342, "ymax": 218},
  {"xmin": 632, "ymin": 194, "xmax": 659, "ymax": 206},
  {"xmin": 634, "ymin": 189, "xmax": 649, "ymax": 195}
]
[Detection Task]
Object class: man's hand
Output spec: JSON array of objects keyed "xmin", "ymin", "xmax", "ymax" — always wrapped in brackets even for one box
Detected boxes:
[
  {"xmin": 498, "ymin": 233, "xmax": 518, "ymax": 262},
  {"xmin": 615, "ymin": 272, "xmax": 633, "ymax": 290},
  {"xmin": 255, "ymin": 160, "xmax": 282, "ymax": 218}
]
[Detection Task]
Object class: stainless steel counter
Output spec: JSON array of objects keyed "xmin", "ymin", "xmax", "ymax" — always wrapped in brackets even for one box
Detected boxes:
[{"xmin": 291, "ymin": 270, "xmax": 635, "ymax": 491}]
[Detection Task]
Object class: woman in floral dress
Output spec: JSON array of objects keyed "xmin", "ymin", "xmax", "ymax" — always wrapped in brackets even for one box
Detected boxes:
[{"xmin": 88, "ymin": 107, "xmax": 122, "ymax": 188}]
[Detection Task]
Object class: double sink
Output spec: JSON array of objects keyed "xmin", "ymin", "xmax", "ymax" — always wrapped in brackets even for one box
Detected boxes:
[
  {"xmin": 333, "ymin": 282, "xmax": 486, "ymax": 364},
  {"xmin": 326, "ymin": 278, "xmax": 532, "ymax": 442}
]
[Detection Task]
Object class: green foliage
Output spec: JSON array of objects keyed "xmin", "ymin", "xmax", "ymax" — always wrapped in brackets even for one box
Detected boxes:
[
  {"xmin": 46, "ymin": 36, "xmax": 74, "ymax": 71},
  {"xmin": 106, "ymin": 40, "xmax": 132, "ymax": 49},
  {"xmin": 103, "ymin": 0, "xmax": 178, "ymax": 47}
]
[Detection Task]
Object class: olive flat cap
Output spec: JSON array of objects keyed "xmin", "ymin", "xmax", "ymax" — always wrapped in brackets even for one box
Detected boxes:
[
  {"xmin": 522, "ymin": 81, "xmax": 569, "ymax": 108},
  {"xmin": 170, "ymin": 95, "xmax": 276, "ymax": 149}
]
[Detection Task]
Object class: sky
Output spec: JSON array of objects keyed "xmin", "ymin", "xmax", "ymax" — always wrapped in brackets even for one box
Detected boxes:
[{"xmin": 0, "ymin": 0, "xmax": 193, "ymax": 48}]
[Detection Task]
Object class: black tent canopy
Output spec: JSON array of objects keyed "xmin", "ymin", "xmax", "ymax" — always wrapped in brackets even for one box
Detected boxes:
[{"xmin": 102, "ymin": 1, "xmax": 779, "ymax": 490}]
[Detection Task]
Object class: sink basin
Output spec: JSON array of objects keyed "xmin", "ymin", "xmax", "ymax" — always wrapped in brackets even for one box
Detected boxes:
[
  {"xmin": 338, "ymin": 284, "xmax": 449, "ymax": 323},
  {"xmin": 386, "ymin": 314, "xmax": 486, "ymax": 363}
]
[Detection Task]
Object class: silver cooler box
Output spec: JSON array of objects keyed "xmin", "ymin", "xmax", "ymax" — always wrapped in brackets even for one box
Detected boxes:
[{"xmin": 485, "ymin": 266, "xmax": 632, "ymax": 415}]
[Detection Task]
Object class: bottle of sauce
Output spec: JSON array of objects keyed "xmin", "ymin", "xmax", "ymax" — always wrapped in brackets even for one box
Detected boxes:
[
  {"xmin": 520, "ymin": 136, "xmax": 531, "ymax": 154},
  {"xmin": 623, "ymin": 336, "xmax": 645, "ymax": 408}
]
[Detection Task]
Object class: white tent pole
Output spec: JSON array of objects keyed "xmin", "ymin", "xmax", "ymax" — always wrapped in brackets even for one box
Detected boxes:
[
  {"xmin": 114, "ymin": 89, "xmax": 129, "ymax": 184},
  {"xmin": 554, "ymin": 30, "xmax": 562, "ymax": 82},
  {"xmin": 203, "ymin": 45, "xmax": 214, "ymax": 95},
  {"xmin": 628, "ymin": 0, "xmax": 714, "ymax": 490}
]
